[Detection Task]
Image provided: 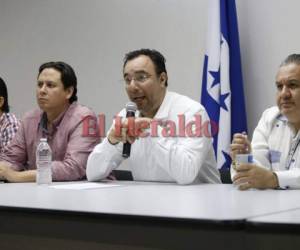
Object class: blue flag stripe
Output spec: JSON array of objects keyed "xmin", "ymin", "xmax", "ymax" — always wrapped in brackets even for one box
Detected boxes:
[
  {"xmin": 201, "ymin": 55, "xmax": 220, "ymax": 154},
  {"xmin": 201, "ymin": 0, "xmax": 247, "ymax": 169}
]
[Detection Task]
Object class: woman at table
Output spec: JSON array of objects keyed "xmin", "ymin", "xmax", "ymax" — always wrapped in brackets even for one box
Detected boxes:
[{"xmin": 0, "ymin": 77, "xmax": 19, "ymax": 153}]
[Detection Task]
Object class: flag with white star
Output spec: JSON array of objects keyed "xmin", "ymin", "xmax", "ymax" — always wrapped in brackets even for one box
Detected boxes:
[{"xmin": 201, "ymin": 0, "xmax": 247, "ymax": 169}]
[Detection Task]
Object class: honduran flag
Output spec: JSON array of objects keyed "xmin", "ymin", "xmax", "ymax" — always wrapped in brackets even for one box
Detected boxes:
[{"xmin": 201, "ymin": 0, "xmax": 247, "ymax": 169}]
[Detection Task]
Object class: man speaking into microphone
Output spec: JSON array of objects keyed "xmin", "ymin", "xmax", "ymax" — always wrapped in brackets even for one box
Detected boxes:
[{"xmin": 87, "ymin": 49, "xmax": 220, "ymax": 184}]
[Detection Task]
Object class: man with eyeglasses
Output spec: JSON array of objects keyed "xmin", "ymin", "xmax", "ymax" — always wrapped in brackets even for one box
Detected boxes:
[
  {"xmin": 87, "ymin": 49, "xmax": 220, "ymax": 184},
  {"xmin": 231, "ymin": 54, "xmax": 300, "ymax": 190}
]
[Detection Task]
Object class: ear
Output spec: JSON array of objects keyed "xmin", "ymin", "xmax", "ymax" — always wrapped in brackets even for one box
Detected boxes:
[
  {"xmin": 65, "ymin": 86, "xmax": 74, "ymax": 100},
  {"xmin": 0, "ymin": 96, "xmax": 4, "ymax": 110},
  {"xmin": 159, "ymin": 72, "xmax": 168, "ymax": 87}
]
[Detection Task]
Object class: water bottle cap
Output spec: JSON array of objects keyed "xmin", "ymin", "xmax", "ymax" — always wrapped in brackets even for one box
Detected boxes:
[{"xmin": 40, "ymin": 138, "xmax": 47, "ymax": 142}]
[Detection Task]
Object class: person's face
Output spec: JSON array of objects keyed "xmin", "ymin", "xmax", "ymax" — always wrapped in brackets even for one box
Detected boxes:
[
  {"xmin": 276, "ymin": 63, "xmax": 300, "ymax": 128},
  {"xmin": 36, "ymin": 68, "xmax": 73, "ymax": 113},
  {"xmin": 123, "ymin": 55, "xmax": 167, "ymax": 118}
]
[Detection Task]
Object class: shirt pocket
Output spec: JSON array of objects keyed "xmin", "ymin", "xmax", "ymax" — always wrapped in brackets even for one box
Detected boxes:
[
  {"xmin": 268, "ymin": 150, "xmax": 282, "ymax": 170},
  {"xmin": 268, "ymin": 150, "xmax": 281, "ymax": 164}
]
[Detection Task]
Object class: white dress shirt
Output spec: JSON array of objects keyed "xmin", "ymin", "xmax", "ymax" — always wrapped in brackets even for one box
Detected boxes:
[
  {"xmin": 87, "ymin": 91, "xmax": 220, "ymax": 184},
  {"xmin": 232, "ymin": 106, "xmax": 300, "ymax": 189}
]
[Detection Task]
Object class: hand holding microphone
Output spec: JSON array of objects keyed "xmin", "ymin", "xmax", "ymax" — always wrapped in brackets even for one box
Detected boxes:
[
  {"xmin": 107, "ymin": 102, "xmax": 151, "ymax": 158},
  {"xmin": 122, "ymin": 102, "xmax": 137, "ymax": 158},
  {"xmin": 107, "ymin": 102, "xmax": 137, "ymax": 146}
]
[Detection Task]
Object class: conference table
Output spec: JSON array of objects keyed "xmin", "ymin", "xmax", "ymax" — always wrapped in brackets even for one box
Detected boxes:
[
  {"xmin": 247, "ymin": 208, "xmax": 300, "ymax": 249},
  {"xmin": 1, "ymin": 182, "xmax": 300, "ymax": 250}
]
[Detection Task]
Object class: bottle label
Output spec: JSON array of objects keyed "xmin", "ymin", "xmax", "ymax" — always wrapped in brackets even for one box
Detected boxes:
[{"xmin": 236, "ymin": 154, "xmax": 253, "ymax": 164}]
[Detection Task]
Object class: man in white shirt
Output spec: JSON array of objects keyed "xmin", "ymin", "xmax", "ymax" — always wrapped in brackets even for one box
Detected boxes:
[
  {"xmin": 87, "ymin": 49, "xmax": 220, "ymax": 184},
  {"xmin": 231, "ymin": 54, "xmax": 300, "ymax": 190}
]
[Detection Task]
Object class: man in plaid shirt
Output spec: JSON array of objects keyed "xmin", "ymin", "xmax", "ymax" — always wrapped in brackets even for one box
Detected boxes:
[{"xmin": 0, "ymin": 78, "xmax": 19, "ymax": 153}]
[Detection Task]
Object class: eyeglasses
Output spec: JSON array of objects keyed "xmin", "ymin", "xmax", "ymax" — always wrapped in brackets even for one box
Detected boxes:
[{"xmin": 123, "ymin": 73, "xmax": 151, "ymax": 85}]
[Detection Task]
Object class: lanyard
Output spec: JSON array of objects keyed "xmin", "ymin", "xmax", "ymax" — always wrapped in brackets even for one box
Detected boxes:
[{"xmin": 285, "ymin": 137, "xmax": 300, "ymax": 170}]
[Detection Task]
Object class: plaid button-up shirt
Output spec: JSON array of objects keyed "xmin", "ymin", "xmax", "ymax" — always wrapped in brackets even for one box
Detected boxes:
[{"xmin": 0, "ymin": 112, "xmax": 19, "ymax": 153}]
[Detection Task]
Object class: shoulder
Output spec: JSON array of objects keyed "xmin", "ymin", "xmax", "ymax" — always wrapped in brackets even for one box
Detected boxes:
[
  {"xmin": 0, "ymin": 113, "xmax": 19, "ymax": 134},
  {"xmin": 166, "ymin": 91, "xmax": 205, "ymax": 114},
  {"xmin": 64, "ymin": 102, "xmax": 97, "ymax": 122},
  {"xmin": 70, "ymin": 103, "xmax": 96, "ymax": 115},
  {"xmin": 3, "ymin": 112, "xmax": 19, "ymax": 124},
  {"xmin": 254, "ymin": 106, "xmax": 282, "ymax": 135},
  {"xmin": 21, "ymin": 109, "xmax": 42, "ymax": 124},
  {"xmin": 259, "ymin": 106, "xmax": 281, "ymax": 125}
]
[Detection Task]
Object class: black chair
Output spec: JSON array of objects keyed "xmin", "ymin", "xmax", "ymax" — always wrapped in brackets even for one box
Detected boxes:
[
  {"xmin": 112, "ymin": 170, "xmax": 133, "ymax": 180},
  {"xmin": 219, "ymin": 169, "xmax": 232, "ymax": 184},
  {"xmin": 113, "ymin": 169, "xmax": 233, "ymax": 183}
]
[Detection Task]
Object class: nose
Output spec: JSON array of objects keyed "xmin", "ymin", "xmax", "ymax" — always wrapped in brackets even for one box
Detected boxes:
[
  {"xmin": 126, "ymin": 79, "xmax": 139, "ymax": 92},
  {"xmin": 38, "ymin": 83, "xmax": 47, "ymax": 94},
  {"xmin": 280, "ymin": 85, "xmax": 291, "ymax": 98}
]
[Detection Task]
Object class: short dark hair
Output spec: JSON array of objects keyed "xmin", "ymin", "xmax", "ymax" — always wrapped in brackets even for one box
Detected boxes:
[
  {"xmin": 123, "ymin": 49, "xmax": 168, "ymax": 86},
  {"xmin": 38, "ymin": 61, "xmax": 78, "ymax": 103},
  {"xmin": 0, "ymin": 77, "xmax": 9, "ymax": 113},
  {"xmin": 280, "ymin": 54, "xmax": 300, "ymax": 67}
]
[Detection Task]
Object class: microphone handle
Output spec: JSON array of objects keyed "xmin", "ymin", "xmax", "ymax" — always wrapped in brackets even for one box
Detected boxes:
[
  {"xmin": 122, "ymin": 142, "xmax": 131, "ymax": 158},
  {"xmin": 122, "ymin": 111, "xmax": 135, "ymax": 158}
]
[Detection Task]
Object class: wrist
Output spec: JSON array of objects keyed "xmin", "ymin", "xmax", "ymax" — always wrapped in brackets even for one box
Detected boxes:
[
  {"xmin": 6, "ymin": 169, "xmax": 20, "ymax": 183},
  {"xmin": 231, "ymin": 160, "xmax": 237, "ymax": 170},
  {"xmin": 14, "ymin": 171, "xmax": 22, "ymax": 182},
  {"xmin": 271, "ymin": 172, "xmax": 279, "ymax": 188},
  {"xmin": 107, "ymin": 135, "xmax": 119, "ymax": 145}
]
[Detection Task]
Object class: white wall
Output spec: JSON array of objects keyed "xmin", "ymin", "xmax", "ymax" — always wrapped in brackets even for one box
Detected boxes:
[
  {"xmin": 1, "ymin": 0, "xmax": 300, "ymax": 135},
  {"xmin": 236, "ymin": 0, "xmax": 300, "ymax": 134}
]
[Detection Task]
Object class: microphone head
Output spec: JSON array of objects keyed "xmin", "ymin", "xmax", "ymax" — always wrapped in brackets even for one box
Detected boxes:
[{"xmin": 125, "ymin": 102, "xmax": 137, "ymax": 112}]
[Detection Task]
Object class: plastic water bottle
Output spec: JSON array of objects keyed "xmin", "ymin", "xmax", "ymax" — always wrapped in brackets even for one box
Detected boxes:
[
  {"xmin": 235, "ymin": 154, "xmax": 254, "ymax": 165},
  {"xmin": 36, "ymin": 138, "xmax": 52, "ymax": 185}
]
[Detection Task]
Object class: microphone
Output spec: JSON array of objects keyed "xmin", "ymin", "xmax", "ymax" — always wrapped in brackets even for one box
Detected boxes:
[{"xmin": 122, "ymin": 102, "xmax": 137, "ymax": 158}]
